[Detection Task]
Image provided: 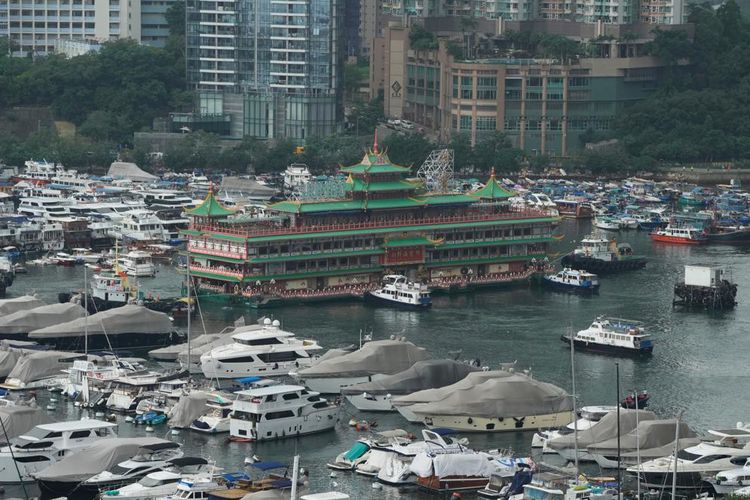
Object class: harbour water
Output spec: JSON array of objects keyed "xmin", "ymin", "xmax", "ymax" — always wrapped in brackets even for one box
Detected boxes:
[{"xmin": 5, "ymin": 219, "xmax": 750, "ymax": 499}]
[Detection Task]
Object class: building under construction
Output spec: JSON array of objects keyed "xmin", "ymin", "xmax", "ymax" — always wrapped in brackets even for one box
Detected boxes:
[{"xmin": 674, "ymin": 265, "xmax": 737, "ymax": 310}]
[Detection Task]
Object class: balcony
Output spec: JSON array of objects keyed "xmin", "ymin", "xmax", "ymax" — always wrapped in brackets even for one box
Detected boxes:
[{"xmin": 190, "ymin": 264, "xmax": 244, "ymax": 279}]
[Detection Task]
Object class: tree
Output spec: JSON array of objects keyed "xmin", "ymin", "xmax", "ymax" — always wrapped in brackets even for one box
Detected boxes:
[
  {"xmin": 473, "ymin": 132, "xmax": 522, "ymax": 173},
  {"xmin": 409, "ymin": 25, "xmax": 438, "ymax": 51}
]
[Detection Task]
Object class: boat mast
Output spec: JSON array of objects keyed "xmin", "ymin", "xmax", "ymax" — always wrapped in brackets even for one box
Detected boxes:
[
  {"xmin": 569, "ymin": 325, "xmax": 579, "ymax": 477},
  {"xmin": 671, "ymin": 411, "xmax": 683, "ymax": 500},
  {"xmin": 84, "ymin": 263, "xmax": 88, "ymax": 355},
  {"xmin": 186, "ymin": 245, "xmax": 191, "ymax": 372},
  {"xmin": 635, "ymin": 387, "xmax": 641, "ymax": 500},
  {"xmin": 616, "ymin": 362, "xmax": 622, "ymax": 499},
  {"xmin": 290, "ymin": 454, "xmax": 300, "ymax": 499}
]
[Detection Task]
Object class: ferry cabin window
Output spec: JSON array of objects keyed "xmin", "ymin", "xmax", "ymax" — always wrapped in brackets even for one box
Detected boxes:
[{"xmin": 265, "ymin": 410, "xmax": 296, "ymax": 420}]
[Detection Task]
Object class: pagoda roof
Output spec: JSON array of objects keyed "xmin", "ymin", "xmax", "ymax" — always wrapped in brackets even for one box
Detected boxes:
[
  {"xmin": 340, "ymin": 150, "xmax": 411, "ymax": 175},
  {"xmin": 471, "ymin": 171, "xmax": 514, "ymax": 199},
  {"xmin": 187, "ymin": 191, "xmax": 235, "ymax": 217},
  {"xmin": 421, "ymin": 193, "xmax": 477, "ymax": 205},
  {"xmin": 346, "ymin": 177, "xmax": 421, "ymax": 192},
  {"xmin": 268, "ymin": 197, "xmax": 427, "ymax": 214}
]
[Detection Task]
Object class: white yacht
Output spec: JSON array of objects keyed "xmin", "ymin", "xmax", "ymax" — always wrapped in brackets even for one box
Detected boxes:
[
  {"xmin": 63, "ymin": 358, "xmax": 143, "ymax": 405},
  {"xmin": 283, "ymin": 163, "xmax": 312, "ymax": 190},
  {"xmin": 190, "ymin": 395, "xmax": 233, "ymax": 434},
  {"xmin": 200, "ymin": 319, "xmax": 322, "ymax": 379},
  {"xmin": 20, "ymin": 159, "xmax": 65, "ymax": 182},
  {"xmin": 158, "ymin": 473, "xmax": 222, "ymax": 500},
  {"xmin": 531, "ymin": 405, "xmax": 616, "ymax": 452},
  {"xmin": 562, "ymin": 316, "xmax": 654, "ymax": 356},
  {"xmin": 229, "ymin": 384, "xmax": 340, "ymax": 442},
  {"xmin": 106, "ymin": 371, "xmax": 185, "ymax": 413},
  {"xmin": 110, "ymin": 210, "xmax": 169, "ymax": 244},
  {"xmin": 709, "ymin": 458, "xmax": 750, "ymax": 495},
  {"xmin": 0, "ymin": 419, "xmax": 118, "ymax": 483},
  {"xmin": 141, "ymin": 190, "xmax": 196, "ymax": 209},
  {"xmin": 17, "ymin": 197, "xmax": 72, "ymax": 219},
  {"xmin": 366, "ymin": 275, "xmax": 432, "ymax": 308},
  {"xmin": 118, "ymin": 250, "xmax": 157, "ymax": 277}
]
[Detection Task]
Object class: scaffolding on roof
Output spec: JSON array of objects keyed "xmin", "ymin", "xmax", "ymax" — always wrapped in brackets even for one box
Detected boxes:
[{"xmin": 418, "ymin": 149, "xmax": 454, "ymax": 193}]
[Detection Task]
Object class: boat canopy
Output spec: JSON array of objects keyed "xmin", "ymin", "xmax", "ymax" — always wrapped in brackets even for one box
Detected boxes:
[
  {"xmin": 167, "ymin": 391, "xmax": 212, "ymax": 429},
  {"xmin": 410, "ymin": 451, "xmax": 501, "ymax": 478},
  {"xmin": 0, "ymin": 405, "xmax": 52, "ymax": 444},
  {"xmin": 0, "ymin": 348, "xmax": 25, "ymax": 378},
  {"xmin": 6, "ymin": 351, "xmax": 83, "ymax": 384},
  {"xmin": 33, "ymin": 437, "xmax": 171, "ymax": 482},
  {"xmin": 0, "ymin": 295, "xmax": 45, "ymax": 316},
  {"xmin": 341, "ymin": 359, "xmax": 478, "ymax": 396},
  {"xmin": 29, "ymin": 304, "xmax": 172, "ymax": 339},
  {"xmin": 586, "ymin": 419, "xmax": 698, "ymax": 456},
  {"xmin": 0, "ymin": 303, "xmax": 85, "ymax": 335},
  {"xmin": 547, "ymin": 409, "xmax": 656, "ymax": 451},
  {"xmin": 409, "ymin": 373, "xmax": 573, "ymax": 418},
  {"xmin": 296, "ymin": 340, "xmax": 429, "ymax": 378},
  {"xmin": 391, "ymin": 370, "xmax": 514, "ymax": 407}
]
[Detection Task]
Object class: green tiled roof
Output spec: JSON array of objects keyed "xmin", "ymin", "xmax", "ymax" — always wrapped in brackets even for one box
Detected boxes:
[
  {"xmin": 187, "ymin": 192, "xmax": 235, "ymax": 217},
  {"xmin": 246, "ymin": 216, "xmax": 559, "ymax": 243},
  {"xmin": 384, "ymin": 236, "xmax": 440, "ymax": 247},
  {"xmin": 269, "ymin": 200, "xmax": 365, "ymax": 214},
  {"xmin": 425, "ymin": 253, "xmax": 546, "ymax": 268},
  {"xmin": 471, "ymin": 173, "xmax": 515, "ymax": 199},
  {"xmin": 346, "ymin": 178, "xmax": 421, "ymax": 192},
  {"xmin": 420, "ymin": 194, "xmax": 477, "ymax": 205},
  {"xmin": 340, "ymin": 151, "xmax": 411, "ymax": 174},
  {"xmin": 364, "ymin": 198, "xmax": 426, "ymax": 210},
  {"xmin": 250, "ymin": 248, "xmax": 384, "ymax": 263}
]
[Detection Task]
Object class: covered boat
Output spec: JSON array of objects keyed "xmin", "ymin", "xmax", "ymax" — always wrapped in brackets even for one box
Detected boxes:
[
  {"xmin": 0, "ymin": 346, "xmax": 26, "ymax": 381},
  {"xmin": 407, "ymin": 373, "xmax": 574, "ymax": 432},
  {"xmin": 0, "ymin": 405, "xmax": 52, "ymax": 443},
  {"xmin": 588, "ymin": 419, "xmax": 699, "ymax": 468},
  {"xmin": 0, "ymin": 303, "xmax": 86, "ymax": 341},
  {"xmin": 167, "ymin": 390, "xmax": 212, "ymax": 429},
  {"xmin": 1, "ymin": 350, "xmax": 83, "ymax": 390},
  {"xmin": 149, "ymin": 333, "xmax": 221, "ymax": 362},
  {"xmin": 293, "ymin": 339, "xmax": 429, "ymax": 394},
  {"xmin": 341, "ymin": 359, "xmax": 479, "ymax": 411},
  {"xmin": 34, "ymin": 437, "xmax": 171, "ymax": 500},
  {"xmin": 547, "ymin": 409, "xmax": 657, "ymax": 461},
  {"xmin": 28, "ymin": 304, "xmax": 177, "ymax": 351},
  {"xmin": 0, "ymin": 295, "xmax": 45, "ymax": 316}
]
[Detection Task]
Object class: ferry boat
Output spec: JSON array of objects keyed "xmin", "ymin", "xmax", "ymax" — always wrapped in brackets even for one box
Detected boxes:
[
  {"xmin": 366, "ymin": 274, "xmax": 431, "ymax": 308},
  {"xmin": 0, "ymin": 419, "xmax": 117, "ymax": 483},
  {"xmin": 561, "ymin": 316, "xmax": 654, "ymax": 356},
  {"xmin": 649, "ymin": 225, "xmax": 707, "ymax": 244},
  {"xmin": 560, "ymin": 235, "xmax": 647, "ymax": 273},
  {"xmin": 118, "ymin": 250, "xmax": 156, "ymax": 277},
  {"xmin": 181, "ymin": 141, "xmax": 558, "ymax": 306},
  {"xmin": 543, "ymin": 268, "xmax": 600, "ymax": 292},
  {"xmin": 200, "ymin": 318, "xmax": 322, "ymax": 379},
  {"xmin": 229, "ymin": 384, "xmax": 340, "ymax": 442}
]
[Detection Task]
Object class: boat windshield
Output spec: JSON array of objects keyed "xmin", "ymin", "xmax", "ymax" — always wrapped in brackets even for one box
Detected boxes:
[{"xmin": 677, "ymin": 449, "xmax": 703, "ymax": 461}]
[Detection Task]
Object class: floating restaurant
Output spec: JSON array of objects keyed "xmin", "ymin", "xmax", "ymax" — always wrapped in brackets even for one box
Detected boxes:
[{"xmin": 182, "ymin": 143, "xmax": 559, "ymax": 305}]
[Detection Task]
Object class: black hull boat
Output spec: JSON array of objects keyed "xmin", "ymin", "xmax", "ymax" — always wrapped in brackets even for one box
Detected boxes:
[
  {"xmin": 31, "ymin": 331, "xmax": 182, "ymax": 352},
  {"xmin": 561, "ymin": 254, "xmax": 647, "ymax": 273},
  {"xmin": 560, "ymin": 335, "xmax": 654, "ymax": 357}
]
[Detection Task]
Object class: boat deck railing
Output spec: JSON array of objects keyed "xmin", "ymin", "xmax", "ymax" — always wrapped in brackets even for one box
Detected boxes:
[{"xmin": 190, "ymin": 208, "xmax": 558, "ymax": 239}]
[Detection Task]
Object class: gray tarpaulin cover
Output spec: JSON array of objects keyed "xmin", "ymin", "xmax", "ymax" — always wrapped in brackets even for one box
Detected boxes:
[
  {"xmin": 168, "ymin": 391, "xmax": 211, "ymax": 429},
  {"xmin": 391, "ymin": 370, "xmax": 514, "ymax": 407},
  {"xmin": 312, "ymin": 346, "xmax": 356, "ymax": 365},
  {"xmin": 410, "ymin": 452, "xmax": 501, "ymax": 479},
  {"xmin": 6, "ymin": 351, "xmax": 81, "ymax": 384},
  {"xmin": 621, "ymin": 437, "xmax": 701, "ymax": 459},
  {"xmin": 0, "ymin": 295, "xmax": 45, "ymax": 316},
  {"xmin": 33, "ymin": 437, "xmax": 170, "ymax": 482},
  {"xmin": 107, "ymin": 162, "xmax": 158, "ymax": 182},
  {"xmin": 0, "ymin": 405, "xmax": 52, "ymax": 443},
  {"xmin": 0, "ymin": 348, "xmax": 24, "ymax": 378},
  {"xmin": 547, "ymin": 409, "xmax": 657, "ymax": 451},
  {"xmin": 587, "ymin": 419, "xmax": 697, "ymax": 455},
  {"xmin": 0, "ymin": 303, "xmax": 85, "ymax": 334},
  {"xmin": 149, "ymin": 334, "xmax": 221, "ymax": 361},
  {"xmin": 341, "ymin": 360, "xmax": 478, "ymax": 396},
  {"xmin": 296, "ymin": 340, "xmax": 429, "ymax": 378},
  {"xmin": 29, "ymin": 304, "xmax": 172, "ymax": 338},
  {"xmin": 409, "ymin": 374, "xmax": 573, "ymax": 418}
]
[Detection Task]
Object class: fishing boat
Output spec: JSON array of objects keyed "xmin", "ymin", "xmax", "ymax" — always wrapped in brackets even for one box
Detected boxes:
[
  {"xmin": 99, "ymin": 460, "xmax": 214, "ymax": 500},
  {"xmin": 560, "ymin": 235, "xmax": 647, "ymax": 273},
  {"xmin": 560, "ymin": 317, "xmax": 654, "ymax": 356},
  {"xmin": 649, "ymin": 225, "xmax": 707, "ymax": 244},
  {"xmin": 543, "ymin": 268, "xmax": 600, "ymax": 292},
  {"xmin": 365, "ymin": 275, "xmax": 432, "ymax": 308}
]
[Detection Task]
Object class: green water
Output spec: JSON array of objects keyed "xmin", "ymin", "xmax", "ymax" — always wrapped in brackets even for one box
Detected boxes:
[{"xmin": 5, "ymin": 220, "xmax": 750, "ymax": 499}]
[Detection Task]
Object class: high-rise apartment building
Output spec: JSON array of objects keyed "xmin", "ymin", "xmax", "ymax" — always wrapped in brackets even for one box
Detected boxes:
[
  {"xmin": 0, "ymin": 0, "xmax": 176, "ymax": 56},
  {"xmin": 186, "ymin": 0, "xmax": 344, "ymax": 140}
]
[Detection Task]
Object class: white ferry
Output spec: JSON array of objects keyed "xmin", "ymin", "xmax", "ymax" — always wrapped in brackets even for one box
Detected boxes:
[
  {"xmin": 543, "ymin": 268, "xmax": 600, "ymax": 292},
  {"xmin": 200, "ymin": 318, "xmax": 322, "ymax": 379},
  {"xmin": 118, "ymin": 250, "xmax": 156, "ymax": 277},
  {"xmin": 366, "ymin": 275, "xmax": 432, "ymax": 308},
  {"xmin": 229, "ymin": 384, "xmax": 340, "ymax": 442},
  {"xmin": 561, "ymin": 316, "xmax": 654, "ymax": 356}
]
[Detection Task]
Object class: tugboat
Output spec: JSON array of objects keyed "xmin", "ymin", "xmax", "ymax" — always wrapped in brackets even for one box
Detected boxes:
[
  {"xmin": 543, "ymin": 268, "xmax": 600, "ymax": 292},
  {"xmin": 650, "ymin": 224, "xmax": 707, "ymax": 244},
  {"xmin": 561, "ymin": 235, "xmax": 647, "ymax": 273},
  {"xmin": 366, "ymin": 275, "xmax": 432, "ymax": 308},
  {"xmin": 561, "ymin": 316, "xmax": 654, "ymax": 356}
]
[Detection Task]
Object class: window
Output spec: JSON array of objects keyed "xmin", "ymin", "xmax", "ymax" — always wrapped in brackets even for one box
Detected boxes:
[
  {"xmin": 476, "ymin": 116, "xmax": 496, "ymax": 131},
  {"xmin": 282, "ymin": 393, "xmax": 300, "ymax": 400},
  {"xmin": 70, "ymin": 430, "xmax": 91, "ymax": 439},
  {"xmin": 265, "ymin": 410, "xmax": 295, "ymax": 420},
  {"xmin": 14, "ymin": 456, "xmax": 51, "ymax": 463},
  {"xmin": 569, "ymin": 77, "xmax": 589, "ymax": 87},
  {"xmin": 459, "ymin": 115, "xmax": 472, "ymax": 130}
]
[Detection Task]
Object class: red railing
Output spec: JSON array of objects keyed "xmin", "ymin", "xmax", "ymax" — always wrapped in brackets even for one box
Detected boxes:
[
  {"xmin": 188, "ymin": 242, "xmax": 247, "ymax": 260},
  {"xmin": 190, "ymin": 208, "xmax": 556, "ymax": 240},
  {"xmin": 190, "ymin": 264, "xmax": 244, "ymax": 279}
]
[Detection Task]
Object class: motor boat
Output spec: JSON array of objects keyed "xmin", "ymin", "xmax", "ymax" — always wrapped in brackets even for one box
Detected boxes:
[
  {"xmin": 531, "ymin": 405, "xmax": 616, "ymax": 452},
  {"xmin": 560, "ymin": 235, "xmax": 647, "ymax": 273},
  {"xmin": 291, "ymin": 339, "xmax": 429, "ymax": 394},
  {"xmin": 190, "ymin": 395, "xmax": 233, "ymax": 434},
  {"xmin": 543, "ymin": 268, "xmax": 600, "ymax": 293},
  {"xmin": 0, "ymin": 350, "xmax": 83, "ymax": 390},
  {"xmin": 622, "ymin": 390, "xmax": 650, "ymax": 409},
  {"xmin": 117, "ymin": 250, "xmax": 156, "ymax": 277},
  {"xmin": 366, "ymin": 275, "xmax": 432, "ymax": 308},
  {"xmin": 650, "ymin": 224, "xmax": 707, "ymax": 244},
  {"xmin": 98, "ymin": 459, "xmax": 214, "ymax": 499},
  {"xmin": 561, "ymin": 317, "xmax": 654, "ymax": 357},
  {"xmin": 0, "ymin": 419, "xmax": 117, "ymax": 483},
  {"xmin": 200, "ymin": 319, "xmax": 322, "ymax": 379},
  {"xmin": 477, "ymin": 467, "xmax": 534, "ymax": 498},
  {"xmin": 327, "ymin": 429, "xmax": 413, "ymax": 472},
  {"xmin": 229, "ymin": 384, "xmax": 340, "ymax": 442},
  {"xmin": 593, "ymin": 216, "xmax": 621, "ymax": 231}
]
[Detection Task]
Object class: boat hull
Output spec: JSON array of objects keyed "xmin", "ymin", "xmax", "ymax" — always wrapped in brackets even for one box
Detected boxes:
[
  {"xmin": 560, "ymin": 255, "xmax": 647, "ymax": 273},
  {"xmin": 421, "ymin": 410, "xmax": 574, "ymax": 432},
  {"xmin": 345, "ymin": 393, "xmax": 394, "ymax": 412},
  {"xmin": 417, "ymin": 474, "xmax": 491, "ymax": 493},
  {"xmin": 31, "ymin": 332, "xmax": 178, "ymax": 352},
  {"xmin": 542, "ymin": 278, "xmax": 599, "ymax": 293},
  {"xmin": 365, "ymin": 292, "xmax": 431, "ymax": 308},
  {"xmin": 649, "ymin": 234, "xmax": 706, "ymax": 245},
  {"xmin": 560, "ymin": 335, "xmax": 653, "ymax": 357},
  {"xmin": 394, "ymin": 404, "xmax": 422, "ymax": 423},
  {"xmin": 295, "ymin": 374, "xmax": 386, "ymax": 394},
  {"xmin": 633, "ymin": 471, "xmax": 709, "ymax": 491}
]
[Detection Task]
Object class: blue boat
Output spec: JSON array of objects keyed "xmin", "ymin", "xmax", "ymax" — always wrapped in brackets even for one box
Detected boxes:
[{"xmin": 543, "ymin": 268, "xmax": 600, "ymax": 293}]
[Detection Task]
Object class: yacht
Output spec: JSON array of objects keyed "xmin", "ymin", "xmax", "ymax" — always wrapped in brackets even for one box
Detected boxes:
[
  {"xmin": 0, "ymin": 419, "xmax": 117, "ymax": 483},
  {"xmin": 650, "ymin": 224, "xmax": 707, "ymax": 244},
  {"xmin": 327, "ymin": 430, "xmax": 413, "ymax": 472},
  {"xmin": 18, "ymin": 159, "xmax": 65, "ymax": 183},
  {"xmin": 118, "ymin": 250, "xmax": 156, "ymax": 277},
  {"xmin": 366, "ymin": 275, "xmax": 432, "ymax": 308},
  {"xmin": 110, "ymin": 210, "xmax": 170, "ymax": 244},
  {"xmin": 17, "ymin": 197, "xmax": 72, "ymax": 219},
  {"xmin": 519, "ymin": 472, "xmax": 618, "ymax": 500},
  {"xmin": 708, "ymin": 458, "xmax": 750, "ymax": 495},
  {"xmin": 79, "ymin": 442, "xmax": 184, "ymax": 496},
  {"xmin": 531, "ymin": 405, "xmax": 616, "ymax": 452},
  {"xmin": 593, "ymin": 216, "xmax": 622, "ymax": 231},
  {"xmin": 106, "ymin": 370, "xmax": 187, "ymax": 413},
  {"xmin": 631, "ymin": 441, "xmax": 750, "ymax": 490},
  {"xmin": 141, "ymin": 190, "xmax": 196, "ymax": 210},
  {"xmin": 561, "ymin": 316, "xmax": 654, "ymax": 356},
  {"xmin": 63, "ymin": 358, "xmax": 143, "ymax": 405},
  {"xmin": 200, "ymin": 319, "xmax": 322, "ymax": 379},
  {"xmin": 229, "ymin": 384, "xmax": 340, "ymax": 442},
  {"xmin": 283, "ymin": 163, "xmax": 312, "ymax": 190},
  {"xmin": 190, "ymin": 395, "xmax": 233, "ymax": 434},
  {"xmin": 543, "ymin": 268, "xmax": 600, "ymax": 292}
]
